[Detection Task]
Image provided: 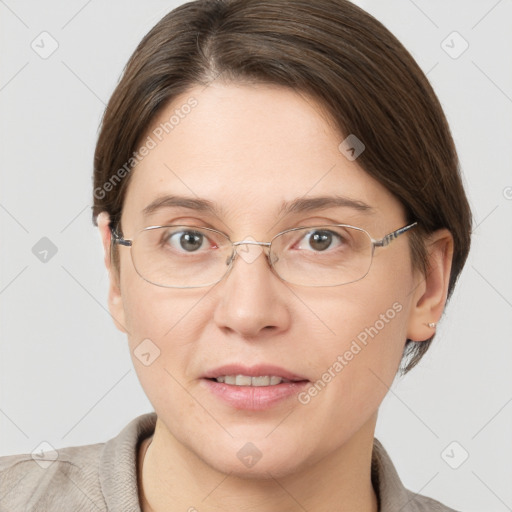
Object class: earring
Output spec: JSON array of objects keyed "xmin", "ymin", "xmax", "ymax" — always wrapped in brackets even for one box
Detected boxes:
[{"xmin": 427, "ymin": 322, "xmax": 436, "ymax": 329}]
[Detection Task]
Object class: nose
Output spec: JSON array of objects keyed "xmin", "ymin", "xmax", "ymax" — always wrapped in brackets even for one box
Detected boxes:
[{"xmin": 212, "ymin": 242, "xmax": 291, "ymax": 339}]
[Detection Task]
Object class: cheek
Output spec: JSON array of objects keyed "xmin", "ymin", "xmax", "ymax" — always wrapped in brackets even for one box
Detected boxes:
[
  {"xmin": 120, "ymin": 282, "xmax": 204, "ymax": 414},
  {"xmin": 118, "ymin": 248, "xmax": 200, "ymax": 341},
  {"xmin": 119, "ymin": 263, "xmax": 213, "ymax": 379},
  {"xmin": 297, "ymin": 268, "xmax": 411, "ymax": 432},
  {"xmin": 121, "ymin": 280, "xmax": 208, "ymax": 353},
  {"xmin": 313, "ymin": 291, "xmax": 407, "ymax": 378}
]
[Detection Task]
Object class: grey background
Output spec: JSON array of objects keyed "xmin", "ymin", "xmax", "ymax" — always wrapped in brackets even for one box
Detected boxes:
[{"xmin": 1, "ymin": 1, "xmax": 511, "ymax": 510}]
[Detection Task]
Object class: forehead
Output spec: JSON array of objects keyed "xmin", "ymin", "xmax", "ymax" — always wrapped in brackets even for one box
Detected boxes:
[{"xmin": 122, "ymin": 82, "xmax": 402, "ymax": 229}]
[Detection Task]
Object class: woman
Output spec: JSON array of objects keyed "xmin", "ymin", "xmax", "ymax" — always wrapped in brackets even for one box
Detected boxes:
[{"xmin": 0, "ymin": 0, "xmax": 471, "ymax": 510}]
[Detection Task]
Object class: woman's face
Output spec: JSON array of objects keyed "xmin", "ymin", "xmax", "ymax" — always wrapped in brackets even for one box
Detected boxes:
[{"xmin": 106, "ymin": 82, "xmax": 426, "ymax": 477}]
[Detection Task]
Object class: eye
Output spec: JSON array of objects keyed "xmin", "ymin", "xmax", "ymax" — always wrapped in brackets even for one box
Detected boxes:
[
  {"xmin": 296, "ymin": 228, "xmax": 347, "ymax": 252},
  {"xmin": 162, "ymin": 229, "xmax": 211, "ymax": 253}
]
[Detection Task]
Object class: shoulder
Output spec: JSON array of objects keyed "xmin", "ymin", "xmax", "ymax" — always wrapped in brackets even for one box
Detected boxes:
[
  {"xmin": 0, "ymin": 412, "xmax": 157, "ymax": 512},
  {"xmin": 372, "ymin": 438, "xmax": 461, "ymax": 512},
  {"xmin": 0, "ymin": 441, "xmax": 107, "ymax": 511},
  {"xmin": 403, "ymin": 488, "xmax": 461, "ymax": 511}
]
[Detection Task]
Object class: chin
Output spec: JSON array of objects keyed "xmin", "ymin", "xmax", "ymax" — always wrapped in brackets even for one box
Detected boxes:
[
  {"xmin": 196, "ymin": 437, "xmax": 312, "ymax": 480},
  {"xmin": 207, "ymin": 454, "xmax": 305, "ymax": 480}
]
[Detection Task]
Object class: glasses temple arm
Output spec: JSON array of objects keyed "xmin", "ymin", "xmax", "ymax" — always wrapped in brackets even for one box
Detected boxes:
[
  {"xmin": 110, "ymin": 226, "xmax": 132, "ymax": 247},
  {"xmin": 373, "ymin": 221, "xmax": 418, "ymax": 248}
]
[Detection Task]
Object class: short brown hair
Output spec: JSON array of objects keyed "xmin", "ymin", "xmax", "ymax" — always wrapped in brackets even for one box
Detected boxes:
[{"xmin": 92, "ymin": 0, "xmax": 472, "ymax": 375}]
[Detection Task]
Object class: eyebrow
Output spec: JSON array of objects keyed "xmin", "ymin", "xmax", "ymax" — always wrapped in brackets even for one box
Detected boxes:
[{"xmin": 142, "ymin": 194, "xmax": 374, "ymax": 218}]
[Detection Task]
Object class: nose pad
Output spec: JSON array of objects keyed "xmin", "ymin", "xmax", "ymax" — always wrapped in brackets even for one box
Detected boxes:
[
  {"xmin": 270, "ymin": 252, "xmax": 279, "ymax": 265},
  {"xmin": 225, "ymin": 250, "xmax": 236, "ymax": 267},
  {"xmin": 224, "ymin": 245, "xmax": 277, "ymax": 272}
]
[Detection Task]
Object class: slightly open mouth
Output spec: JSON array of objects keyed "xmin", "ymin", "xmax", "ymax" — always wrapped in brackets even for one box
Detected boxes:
[{"xmin": 205, "ymin": 376, "xmax": 309, "ymax": 387}]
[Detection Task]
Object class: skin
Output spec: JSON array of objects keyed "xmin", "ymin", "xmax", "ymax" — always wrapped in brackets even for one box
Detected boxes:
[{"xmin": 97, "ymin": 82, "xmax": 453, "ymax": 512}]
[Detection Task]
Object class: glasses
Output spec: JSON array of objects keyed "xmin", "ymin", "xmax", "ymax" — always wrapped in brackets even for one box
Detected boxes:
[{"xmin": 111, "ymin": 221, "xmax": 418, "ymax": 288}]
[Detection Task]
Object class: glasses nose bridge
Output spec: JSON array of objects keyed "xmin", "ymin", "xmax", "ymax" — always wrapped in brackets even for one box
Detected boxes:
[
  {"xmin": 232, "ymin": 239, "xmax": 272, "ymax": 249},
  {"xmin": 227, "ymin": 239, "xmax": 273, "ymax": 267}
]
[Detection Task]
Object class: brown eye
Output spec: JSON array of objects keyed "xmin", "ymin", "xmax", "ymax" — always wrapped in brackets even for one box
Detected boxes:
[
  {"xmin": 163, "ymin": 229, "xmax": 208, "ymax": 253},
  {"xmin": 297, "ymin": 229, "xmax": 346, "ymax": 252}
]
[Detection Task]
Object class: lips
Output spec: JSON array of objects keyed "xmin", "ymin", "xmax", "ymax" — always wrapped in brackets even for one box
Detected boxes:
[
  {"xmin": 201, "ymin": 364, "xmax": 309, "ymax": 383},
  {"xmin": 200, "ymin": 364, "xmax": 311, "ymax": 410}
]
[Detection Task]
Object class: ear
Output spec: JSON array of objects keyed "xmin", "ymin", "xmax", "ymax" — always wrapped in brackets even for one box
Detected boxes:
[
  {"xmin": 407, "ymin": 229, "xmax": 454, "ymax": 342},
  {"xmin": 97, "ymin": 212, "xmax": 128, "ymax": 334}
]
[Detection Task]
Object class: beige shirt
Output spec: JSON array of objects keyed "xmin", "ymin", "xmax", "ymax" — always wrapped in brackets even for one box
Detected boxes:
[{"xmin": 0, "ymin": 412, "xmax": 459, "ymax": 511}]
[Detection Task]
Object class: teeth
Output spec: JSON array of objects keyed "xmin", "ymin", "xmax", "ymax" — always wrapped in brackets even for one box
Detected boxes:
[
  {"xmin": 252, "ymin": 376, "xmax": 270, "ymax": 386},
  {"xmin": 236, "ymin": 375, "xmax": 252, "ymax": 386},
  {"xmin": 214, "ymin": 375, "xmax": 293, "ymax": 386}
]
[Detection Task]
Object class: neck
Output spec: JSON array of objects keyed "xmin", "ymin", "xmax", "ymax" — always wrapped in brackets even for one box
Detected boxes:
[{"xmin": 139, "ymin": 414, "xmax": 379, "ymax": 512}]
